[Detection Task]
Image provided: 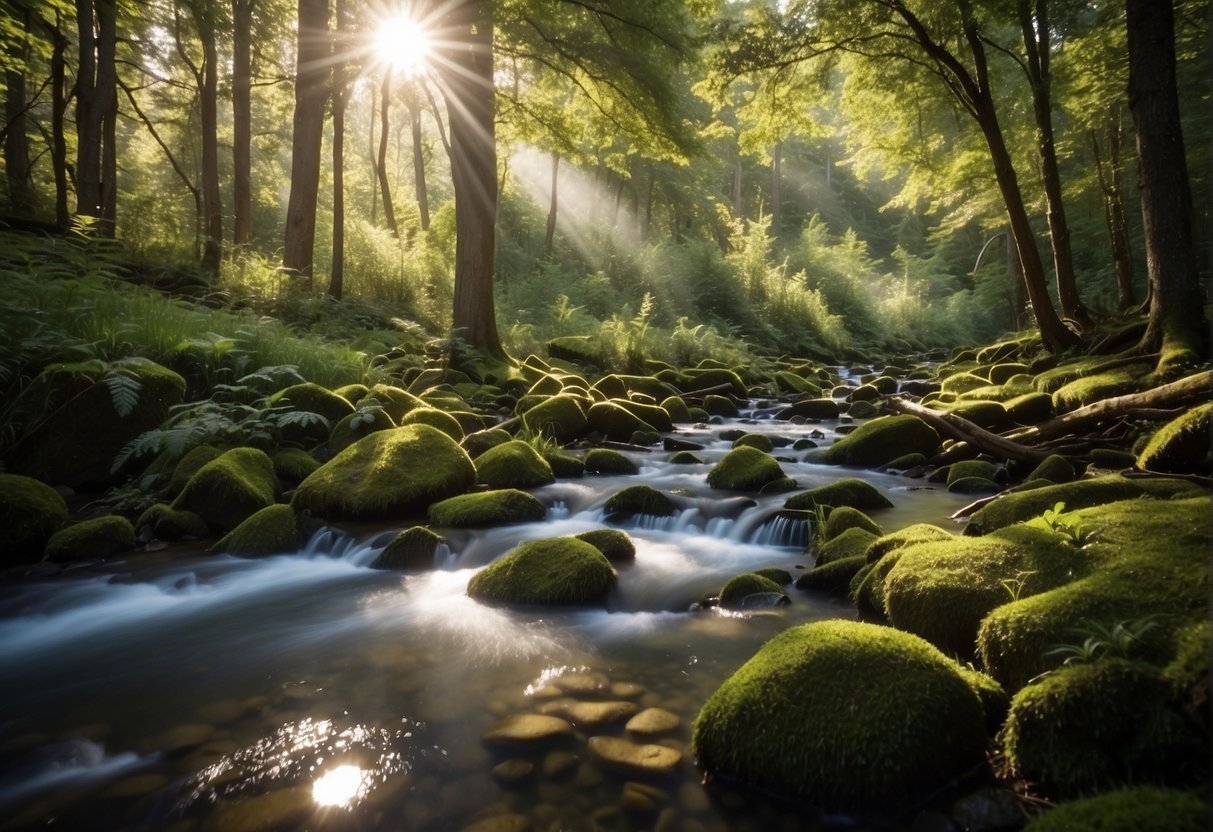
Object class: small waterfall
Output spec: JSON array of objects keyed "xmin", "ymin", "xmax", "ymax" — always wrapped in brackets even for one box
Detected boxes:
[
  {"xmin": 548, "ymin": 500, "xmax": 570, "ymax": 520},
  {"xmin": 747, "ymin": 514, "xmax": 810, "ymax": 548}
]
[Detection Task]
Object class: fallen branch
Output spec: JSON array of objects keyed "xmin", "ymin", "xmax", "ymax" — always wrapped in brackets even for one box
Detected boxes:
[
  {"xmin": 886, "ymin": 397, "xmax": 1049, "ymax": 465},
  {"xmin": 677, "ymin": 383, "xmax": 735, "ymax": 400}
]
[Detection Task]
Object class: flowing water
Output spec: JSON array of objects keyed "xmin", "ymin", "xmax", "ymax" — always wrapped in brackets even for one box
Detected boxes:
[{"xmin": 0, "ymin": 401, "xmax": 974, "ymax": 831}]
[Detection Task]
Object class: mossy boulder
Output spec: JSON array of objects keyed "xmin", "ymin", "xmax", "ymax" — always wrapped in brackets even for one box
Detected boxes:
[
  {"xmin": 846, "ymin": 400, "xmax": 879, "ymax": 419},
  {"xmin": 1023, "ymin": 787, "xmax": 1209, "ymax": 832},
  {"xmin": 823, "ymin": 415, "xmax": 940, "ymax": 467},
  {"xmin": 174, "ymin": 447, "xmax": 278, "ymax": 531},
  {"xmin": 584, "ymin": 448, "xmax": 639, "ymax": 475},
  {"xmin": 585, "ymin": 401, "xmax": 656, "ymax": 442},
  {"xmin": 1026, "ymin": 454, "xmax": 1075, "ymax": 485},
  {"xmin": 401, "ymin": 407, "xmax": 464, "ymax": 441},
  {"xmin": 660, "ymin": 396, "xmax": 693, "ymax": 424},
  {"xmin": 691, "ymin": 620, "xmax": 988, "ymax": 812},
  {"xmin": 292, "ymin": 425, "xmax": 475, "ymax": 521},
  {"xmin": 272, "ymin": 448, "xmax": 320, "ymax": 485},
  {"xmin": 604, "ymin": 485, "xmax": 677, "ymax": 517},
  {"xmin": 0, "ymin": 473, "xmax": 69, "ymax": 565},
  {"xmin": 777, "ymin": 398, "xmax": 840, "ymax": 420},
  {"xmin": 668, "ymin": 450, "xmax": 704, "ymax": 464},
  {"xmin": 784, "ymin": 478, "xmax": 893, "ymax": 512},
  {"xmin": 940, "ymin": 372, "xmax": 989, "ymax": 394},
  {"xmin": 865, "ymin": 523, "xmax": 954, "ymax": 564},
  {"xmin": 702, "ymin": 394, "xmax": 740, "ymax": 417},
  {"xmin": 822, "ymin": 506, "xmax": 882, "ymax": 541},
  {"xmin": 947, "ymin": 400, "xmax": 1010, "ymax": 430},
  {"xmin": 272, "ymin": 382, "xmax": 356, "ymax": 424},
  {"xmin": 706, "ymin": 447, "xmax": 785, "ymax": 491},
  {"xmin": 428, "ymin": 489, "xmax": 546, "ymax": 527},
  {"xmin": 1136, "ymin": 403, "xmax": 1211, "ymax": 475},
  {"xmin": 210, "ymin": 504, "xmax": 304, "ymax": 557},
  {"xmin": 946, "ymin": 459, "xmax": 998, "ymax": 486},
  {"xmin": 168, "ymin": 445, "xmax": 224, "ymax": 496},
  {"xmin": 461, "ymin": 428, "xmax": 512, "ymax": 460},
  {"xmin": 989, "ymin": 363, "xmax": 1030, "ymax": 385},
  {"xmin": 8, "ymin": 358, "xmax": 186, "ymax": 488},
  {"xmin": 543, "ymin": 449, "xmax": 585, "ymax": 478},
  {"xmin": 333, "ymin": 382, "xmax": 369, "ymax": 404},
  {"xmin": 371, "ymin": 526, "xmax": 447, "ymax": 570},
  {"xmin": 615, "ymin": 400, "xmax": 674, "ymax": 432},
  {"xmin": 1003, "ymin": 660, "xmax": 1199, "ymax": 797},
  {"xmin": 135, "ymin": 503, "xmax": 209, "ymax": 541},
  {"xmin": 1006, "ymin": 392, "xmax": 1054, "ymax": 424},
  {"xmin": 731, "ymin": 433, "xmax": 773, "ymax": 453},
  {"xmin": 365, "ymin": 383, "xmax": 425, "ymax": 421},
  {"xmin": 718, "ymin": 572, "xmax": 787, "ymax": 609},
  {"xmin": 43, "ymin": 515, "xmax": 135, "ymax": 562},
  {"xmin": 1052, "ymin": 364, "xmax": 1151, "ymax": 413},
  {"xmin": 683, "ymin": 368, "xmax": 747, "ymax": 396},
  {"xmin": 328, "ymin": 407, "xmax": 395, "ymax": 454},
  {"xmin": 475, "ymin": 440, "xmax": 556, "ymax": 489},
  {"xmin": 795, "ymin": 555, "xmax": 866, "ymax": 595},
  {"xmin": 574, "ymin": 529, "xmax": 636, "ymax": 562},
  {"xmin": 467, "ymin": 537, "xmax": 617, "ymax": 606},
  {"xmin": 815, "ymin": 527, "xmax": 879, "ymax": 566},
  {"xmin": 753, "ymin": 567, "xmax": 792, "ymax": 585}
]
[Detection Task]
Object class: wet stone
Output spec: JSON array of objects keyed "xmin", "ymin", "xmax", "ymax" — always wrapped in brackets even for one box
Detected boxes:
[
  {"xmin": 492, "ymin": 759, "xmax": 535, "ymax": 786},
  {"xmin": 564, "ymin": 701, "xmax": 639, "ymax": 729},
  {"xmin": 575, "ymin": 761, "xmax": 605, "ymax": 788},
  {"xmin": 610, "ymin": 681, "xmax": 645, "ymax": 699},
  {"xmin": 461, "ymin": 812, "xmax": 532, "ymax": 832},
  {"xmin": 553, "ymin": 672, "xmax": 610, "ymax": 696},
  {"xmin": 542, "ymin": 750, "xmax": 579, "ymax": 778},
  {"xmin": 625, "ymin": 708, "xmax": 681, "ymax": 737},
  {"xmin": 201, "ymin": 786, "xmax": 312, "ymax": 832},
  {"xmin": 622, "ymin": 780, "xmax": 666, "ymax": 813},
  {"xmin": 679, "ymin": 781, "xmax": 711, "ymax": 813},
  {"xmin": 482, "ymin": 714, "xmax": 573, "ymax": 748},
  {"xmin": 587, "ymin": 736, "xmax": 683, "ymax": 777}
]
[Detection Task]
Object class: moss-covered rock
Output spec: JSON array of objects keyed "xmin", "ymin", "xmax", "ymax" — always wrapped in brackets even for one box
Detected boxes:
[
  {"xmin": 777, "ymin": 398, "xmax": 840, "ymax": 420},
  {"xmin": 989, "ymin": 363, "xmax": 1030, "ymax": 385},
  {"xmin": 272, "ymin": 448, "xmax": 320, "ymax": 485},
  {"xmin": 586, "ymin": 401, "xmax": 656, "ymax": 442},
  {"xmin": 173, "ymin": 447, "xmax": 278, "ymax": 531},
  {"xmin": 823, "ymin": 415, "xmax": 940, "ymax": 467},
  {"xmin": 784, "ymin": 478, "xmax": 894, "ymax": 512},
  {"xmin": 753, "ymin": 567, "xmax": 792, "ymax": 586},
  {"xmin": 1136, "ymin": 403, "xmax": 1211, "ymax": 475},
  {"xmin": 958, "ymin": 666, "xmax": 1010, "ymax": 735},
  {"xmin": 732, "ymin": 433, "xmax": 773, "ymax": 453},
  {"xmin": 1026, "ymin": 454, "xmax": 1075, "ymax": 485},
  {"xmin": 292, "ymin": 425, "xmax": 475, "ymax": 521},
  {"xmin": 475, "ymin": 440, "xmax": 556, "ymax": 489},
  {"xmin": 327, "ymin": 407, "xmax": 395, "ymax": 454},
  {"xmin": 135, "ymin": 503, "xmax": 210, "ymax": 541},
  {"xmin": 1006, "ymin": 392, "xmax": 1054, "ymax": 424},
  {"xmin": 668, "ymin": 450, "xmax": 704, "ymax": 464},
  {"xmin": 574, "ymin": 529, "xmax": 636, "ymax": 562},
  {"xmin": 846, "ymin": 400, "xmax": 879, "ymax": 419},
  {"xmin": 941, "ymin": 372, "xmax": 990, "ymax": 394},
  {"xmin": 706, "ymin": 447, "xmax": 785, "ymax": 491},
  {"xmin": 168, "ymin": 445, "xmax": 224, "ymax": 496},
  {"xmin": 210, "ymin": 504, "xmax": 304, "ymax": 557},
  {"xmin": 947, "ymin": 400, "xmax": 1010, "ymax": 430},
  {"xmin": 822, "ymin": 506, "xmax": 882, "ymax": 540},
  {"xmin": 795, "ymin": 555, "xmax": 866, "ymax": 595},
  {"xmin": 543, "ymin": 449, "xmax": 585, "ymax": 478},
  {"xmin": 9, "ymin": 358, "xmax": 187, "ymax": 488},
  {"xmin": 428, "ymin": 488, "xmax": 547, "ymax": 527},
  {"xmin": 365, "ymin": 383, "xmax": 425, "ymax": 421},
  {"xmin": 333, "ymin": 382, "xmax": 369, "ymax": 404},
  {"xmin": 615, "ymin": 399, "xmax": 674, "ymax": 432},
  {"xmin": 691, "ymin": 620, "xmax": 987, "ymax": 812},
  {"xmin": 1052, "ymin": 365, "xmax": 1152, "ymax": 413},
  {"xmin": 718, "ymin": 572, "xmax": 787, "ymax": 609},
  {"xmin": 461, "ymin": 428, "xmax": 512, "ymax": 460},
  {"xmin": 401, "ymin": 407, "xmax": 464, "ymax": 441},
  {"xmin": 0, "ymin": 473, "xmax": 69, "ymax": 565},
  {"xmin": 702, "ymin": 394, "xmax": 740, "ymax": 418},
  {"xmin": 1023, "ymin": 787, "xmax": 1209, "ymax": 832},
  {"xmin": 604, "ymin": 485, "xmax": 677, "ymax": 517},
  {"xmin": 815, "ymin": 527, "xmax": 879, "ymax": 566},
  {"xmin": 865, "ymin": 523, "xmax": 953, "ymax": 564},
  {"xmin": 1003, "ymin": 660, "xmax": 1198, "ymax": 797},
  {"xmin": 660, "ymin": 396, "xmax": 693, "ymax": 424},
  {"xmin": 965, "ymin": 474, "xmax": 1202, "ymax": 535},
  {"xmin": 467, "ymin": 537, "xmax": 616, "ymax": 606},
  {"xmin": 682, "ymin": 368, "xmax": 748, "ymax": 396},
  {"xmin": 272, "ymin": 382, "xmax": 356, "ymax": 424},
  {"xmin": 371, "ymin": 526, "xmax": 447, "ymax": 570},
  {"xmin": 584, "ymin": 448, "xmax": 639, "ymax": 475},
  {"xmin": 43, "ymin": 515, "xmax": 135, "ymax": 562},
  {"xmin": 884, "ymin": 452, "xmax": 927, "ymax": 470}
]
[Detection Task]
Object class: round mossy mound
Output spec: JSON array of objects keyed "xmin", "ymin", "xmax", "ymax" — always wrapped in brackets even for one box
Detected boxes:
[
  {"xmin": 586, "ymin": 401, "xmax": 657, "ymax": 442},
  {"xmin": 174, "ymin": 447, "xmax": 278, "ymax": 531},
  {"xmin": 784, "ymin": 478, "xmax": 893, "ymax": 512},
  {"xmin": 1026, "ymin": 454, "xmax": 1074, "ymax": 485},
  {"xmin": 272, "ymin": 448, "xmax": 321, "ymax": 485},
  {"xmin": 660, "ymin": 396, "xmax": 692, "ymax": 424},
  {"xmin": 946, "ymin": 459, "xmax": 998, "ymax": 487},
  {"xmin": 822, "ymin": 506, "xmax": 882, "ymax": 541},
  {"xmin": 865, "ymin": 523, "xmax": 953, "ymax": 564},
  {"xmin": 272, "ymin": 382, "xmax": 356, "ymax": 424},
  {"xmin": 814, "ymin": 527, "xmax": 878, "ymax": 566},
  {"xmin": 371, "ymin": 526, "xmax": 447, "ymax": 570},
  {"xmin": 135, "ymin": 503, "xmax": 209, "ymax": 541},
  {"xmin": 475, "ymin": 440, "xmax": 556, "ymax": 489},
  {"xmin": 43, "ymin": 515, "xmax": 135, "ymax": 563},
  {"xmin": 691, "ymin": 620, "xmax": 988, "ymax": 812},
  {"xmin": 795, "ymin": 555, "xmax": 866, "ymax": 595},
  {"xmin": 732, "ymin": 433, "xmax": 773, "ymax": 453},
  {"xmin": 777, "ymin": 398, "xmax": 840, "ymax": 420},
  {"xmin": 210, "ymin": 504, "xmax": 304, "ymax": 557},
  {"xmin": 428, "ymin": 489, "xmax": 546, "ymax": 528},
  {"xmin": 706, "ymin": 447, "xmax": 784, "ymax": 491},
  {"xmin": 584, "ymin": 448, "xmax": 639, "ymax": 476},
  {"xmin": 824, "ymin": 416, "xmax": 940, "ymax": 467},
  {"xmin": 292, "ymin": 425, "xmax": 475, "ymax": 521},
  {"xmin": 1023, "ymin": 787, "xmax": 1209, "ymax": 832},
  {"xmin": 604, "ymin": 485, "xmax": 677, "ymax": 517},
  {"xmin": 1006, "ymin": 392, "xmax": 1054, "ymax": 424},
  {"xmin": 467, "ymin": 536, "xmax": 617, "ymax": 606},
  {"xmin": 702, "ymin": 394, "xmax": 740, "ymax": 417},
  {"xmin": 616, "ymin": 400, "xmax": 674, "ymax": 432},
  {"xmin": 752, "ymin": 567, "xmax": 792, "ymax": 586},
  {"xmin": 328, "ymin": 407, "xmax": 395, "ymax": 454},
  {"xmin": 1003, "ymin": 660, "xmax": 1199, "ymax": 797},
  {"xmin": 401, "ymin": 407, "xmax": 465, "ymax": 441},
  {"xmin": 461, "ymin": 428, "xmax": 512, "ymax": 460},
  {"xmin": 543, "ymin": 449, "xmax": 585, "ymax": 478},
  {"xmin": 365, "ymin": 383, "xmax": 425, "ymax": 421},
  {"xmin": 718, "ymin": 572, "xmax": 787, "ymax": 609},
  {"xmin": 1136, "ymin": 403, "xmax": 1211, "ymax": 475},
  {"xmin": 668, "ymin": 450, "xmax": 704, "ymax": 465},
  {"xmin": 574, "ymin": 529, "xmax": 636, "ymax": 562},
  {"xmin": 0, "ymin": 473, "xmax": 69, "ymax": 566},
  {"xmin": 168, "ymin": 445, "xmax": 224, "ymax": 496}
]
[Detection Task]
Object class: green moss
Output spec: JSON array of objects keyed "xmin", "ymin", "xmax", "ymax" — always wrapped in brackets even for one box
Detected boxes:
[
  {"xmin": 784, "ymin": 478, "xmax": 894, "ymax": 512},
  {"xmin": 474, "ymin": 440, "xmax": 556, "ymax": 489},
  {"xmin": 614, "ymin": 399, "xmax": 674, "ymax": 432},
  {"xmin": 1005, "ymin": 392, "xmax": 1054, "ymax": 424},
  {"xmin": 272, "ymin": 448, "xmax": 320, "ymax": 485},
  {"xmin": 871, "ymin": 375, "xmax": 899, "ymax": 394},
  {"xmin": 815, "ymin": 527, "xmax": 879, "ymax": 566},
  {"xmin": 822, "ymin": 506, "xmax": 882, "ymax": 540},
  {"xmin": 1023, "ymin": 787, "xmax": 1209, "ymax": 832},
  {"xmin": 168, "ymin": 445, "xmax": 224, "ymax": 496},
  {"xmin": 865, "ymin": 523, "xmax": 953, "ymax": 564},
  {"xmin": 823, "ymin": 415, "xmax": 940, "ymax": 467},
  {"xmin": 467, "ymin": 537, "xmax": 617, "ymax": 606},
  {"xmin": 1090, "ymin": 448, "xmax": 1136, "ymax": 469},
  {"xmin": 401, "ymin": 407, "xmax": 464, "ymax": 441},
  {"xmin": 977, "ymin": 497, "xmax": 1210, "ymax": 691},
  {"xmin": 604, "ymin": 485, "xmax": 677, "ymax": 517},
  {"xmin": 669, "ymin": 450, "xmax": 704, "ymax": 464},
  {"xmin": 732, "ymin": 433, "xmax": 773, "ymax": 453},
  {"xmin": 292, "ymin": 425, "xmax": 475, "ymax": 521},
  {"xmin": 584, "ymin": 448, "xmax": 638, "ymax": 475},
  {"xmin": 328, "ymin": 407, "xmax": 395, "ymax": 454},
  {"xmin": 210, "ymin": 504, "xmax": 304, "ymax": 557},
  {"xmin": 1033, "ymin": 357, "xmax": 1107, "ymax": 394},
  {"xmin": 610, "ymin": 374, "xmax": 681, "ymax": 400},
  {"xmin": 940, "ymin": 372, "xmax": 989, "ymax": 394},
  {"xmin": 135, "ymin": 503, "xmax": 209, "ymax": 541},
  {"xmin": 796, "ymin": 555, "xmax": 866, "ymax": 595},
  {"xmin": 774, "ymin": 370, "xmax": 818, "ymax": 395},
  {"xmin": 660, "ymin": 396, "xmax": 693, "ymax": 424},
  {"xmin": 706, "ymin": 446, "xmax": 785, "ymax": 491},
  {"xmin": 1003, "ymin": 660, "xmax": 1199, "ymax": 797},
  {"xmin": 965, "ymin": 474, "xmax": 1202, "ymax": 535},
  {"xmin": 0, "ymin": 473, "xmax": 69, "ymax": 565},
  {"xmin": 778, "ymin": 398, "xmax": 840, "ymax": 420},
  {"xmin": 989, "ymin": 363, "xmax": 1030, "ymax": 385},
  {"xmin": 585, "ymin": 401, "xmax": 655, "ymax": 442},
  {"xmin": 526, "ymin": 373, "xmax": 565, "ymax": 397},
  {"xmin": 1026, "ymin": 454, "xmax": 1074, "ymax": 485},
  {"xmin": 682, "ymin": 368, "xmax": 747, "ymax": 396},
  {"xmin": 574, "ymin": 529, "xmax": 636, "ymax": 562},
  {"xmin": 947, "ymin": 400, "xmax": 1010, "ymax": 430},
  {"xmin": 846, "ymin": 400, "xmax": 879, "ymax": 419},
  {"xmin": 543, "ymin": 449, "xmax": 585, "ymax": 478},
  {"xmin": 884, "ymin": 452, "xmax": 927, "ymax": 470},
  {"xmin": 272, "ymin": 382, "xmax": 355, "ymax": 424},
  {"xmin": 371, "ymin": 526, "xmax": 447, "ymax": 570},
  {"xmin": 1052, "ymin": 365, "xmax": 1152, "ymax": 413},
  {"xmin": 1137, "ymin": 403, "xmax": 1211, "ymax": 475},
  {"xmin": 590, "ymin": 374, "xmax": 627, "ymax": 399},
  {"xmin": 427, "ymin": 488, "xmax": 546, "ymax": 527},
  {"xmin": 702, "ymin": 394, "xmax": 740, "ymax": 417},
  {"xmin": 945, "ymin": 459, "xmax": 997, "ymax": 486},
  {"xmin": 365, "ymin": 383, "xmax": 425, "ymax": 421},
  {"xmin": 691, "ymin": 620, "xmax": 987, "ymax": 812},
  {"xmin": 333, "ymin": 383, "xmax": 369, "ymax": 404},
  {"xmin": 173, "ymin": 447, "xmax": 278, "ymax": 531},
  {"xmin": 753, "ymin": 567, "xmax": 792, "ymax": 585},
  {"xmin": 957, "ymin": 666, "xmax": 1010, "ymax": 735},
  {"xmin": 719, "ymin": 572, "xmax": 786, "ymax": 609},
  {"xmin": 43, "ymin": 515, "xmax": 135, "ymax": 562}
]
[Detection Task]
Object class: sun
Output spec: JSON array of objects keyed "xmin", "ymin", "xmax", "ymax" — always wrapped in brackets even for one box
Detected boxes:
[{"xmin": 373, "ymin": 12, "xmax": 433, "ymax": 77}]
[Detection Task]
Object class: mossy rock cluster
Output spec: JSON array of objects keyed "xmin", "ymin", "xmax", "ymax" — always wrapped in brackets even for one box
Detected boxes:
[
  {"xmin": 43, "ymin": 515, "xmax": 136, "ymax": 562},
  {"xmin": 706, "ymin": 447, "xmax": 785, "ymax": 491},
  {"xmin": 174, "ymin": 447, "xmax": 279, "ymax": 531},
  {"xmin": 292, "ymin": 425, "xmax": 475, "ymax": 521},
  {"xmin": 210, "ymin": 504, "xmax": 305, "ymax": 557},
  {"xmin": 691, "ymin": 620, "xmax": 988, "ymax": 812},
  {"xmin": 0, "ymin": 473, "xmax": 69, "ymax": 566},
  {"xmin": 327, "ymin": 407, "xmax": 395, "ymax": 454},
  {"xmin": 823, "ymin": 416, "xmax": 940, "ymax": 467},
  {"xmin": 135, "ymin": 503, "xmax": 209, "ymax": 541},
  {"xmin": 467, "ymin": 536, "xmax": 617, "ymax": 606},
  {"xmin": 475, "ymin": 440, "xmax": 555, "ymax": 489},
  {"xmin": 428, "ymin": 489, "xmax": 546, "ymax": 527},
  {"xmin": 821, "ymin": 506, "xmax": 882, "ymax": 540}
]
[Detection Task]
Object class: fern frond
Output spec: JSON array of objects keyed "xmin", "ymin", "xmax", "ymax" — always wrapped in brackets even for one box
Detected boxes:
[{"xmin": 103, "ymin": 370, "xmax": 143, "ymax": 417}]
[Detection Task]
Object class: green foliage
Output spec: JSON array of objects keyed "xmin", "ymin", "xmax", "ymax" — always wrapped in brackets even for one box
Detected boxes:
[{"xmin": 1040, "ymin": 616, "xmax": 1161, "ymax": 675}]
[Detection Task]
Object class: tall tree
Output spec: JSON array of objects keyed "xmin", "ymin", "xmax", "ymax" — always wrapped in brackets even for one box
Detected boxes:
[
  {"xmin": 282, "ymin": 0, "xmax": 329, "ymax": 281},
  {"xmin": 1126, "ymin": 0, "xmax": 1205, "ymax": 372},
  {"xmin": 3, "ymin": 5, "xmax": 32, "ymax": 211},
  {"xmin": 75, "ymin": 0, "xmax": 118, "ymax": 233},
  {"xmin": 46, "ymin": 10, "xmax": 71, "ymax": 226},
  {"xmin": 232, "ymin": 0, "xmax": 253, "ymax": 248},
  {"xmin": 375, "ymin": 69, "xmax": 399, "ymax": 237},
  {"xmin": 329, "ymin": 0, "xmax": 347, "ymax": 299},
  {"xmin": 187, "ymin": 1, "xmax": 223, "ymax": 271},
  {"xmin": 406, "ymin": 83, "xmax": 430, "ymax": 231}
]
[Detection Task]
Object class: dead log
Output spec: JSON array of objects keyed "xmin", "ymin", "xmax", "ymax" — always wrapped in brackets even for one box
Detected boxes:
[
  {"xmin": 886, "ymin": 397, "xmax": 1049, "ymax": 464},
  {"xmin": 677, "ymin": 383, "xmax": 735, "ymax": 400}
]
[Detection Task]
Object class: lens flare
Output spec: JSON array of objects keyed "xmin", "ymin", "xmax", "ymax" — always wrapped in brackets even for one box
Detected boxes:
[
  {"xmin": 312, "ymin": 764, "xmax": 368, "ymax": 807},
  {"xmin": 374, "ymin": 13, "xmax": 432, "ymax": 77}
]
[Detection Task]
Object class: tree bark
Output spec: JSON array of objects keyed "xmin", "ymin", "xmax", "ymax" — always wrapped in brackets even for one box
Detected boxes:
[
  {"xmin": 732, "ymin": 144, "xmax": 742, "ymax": 218},
  {"xmin": 282, "ymin": 0, "xmax": 330, "ymax": 281},
  {"xmin": 4, "ymin": 8, "xmax": 31, "ymax": 212},
  {"xmin": 439, "ymin": 0, "xmax": 505, "ymax": 359},
  {"xmin": 329, "ymin": 0, "xmax": 347, "ymax": 300},
  {"xmin": 886, "ymin": 397, "xmax": 1049, "ymax": 464},
  {"xmin": 1090, "ymin": 109, "xmax": 1135, "ymax": 310},
  {"xmin": 232, "ymin": 0, "xmax": 253, "ymax": 249},
  {"xmin": 1126, "ymin": 0, "xmax": 1205, "ymax": 370},
  {"xmin": 545, "ymin": 151, "xmax": 559, "ymax": 253},
  {"xmin": 407, "ymin": 84, "xmax": 430, "ymax": 231},
  {"xmin": 770, "ymin": 140, "xmax": 782, "ymax": 237},
  {"xmin": 377, "ymin": 70, "xmax": 399, "ymax": 237},
  {"xmin": 75, "ymin": 0, "xmax": 99, "ymax": 220},
  {"xmin": 195, "ymin": 4, "xmax": 223, "ymax": 272},
  {"xmin": 48, "ymin": 14, "xmax": 70, "ymax": 227}
]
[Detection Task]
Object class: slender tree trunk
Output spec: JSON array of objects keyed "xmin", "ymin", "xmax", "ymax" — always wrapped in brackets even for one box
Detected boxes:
[
  {"xmin": 1091, "ymin": 110, "xmax": 1135, "ymax": 310},
  {"xmin": 376, "ymin": 71, "xmax": 399, "ymax": 237},
  {"xmin": 1126, "ymin": 0, "xmax": 1206, "ymax": 370},
  {"xmin": 644, "ymin": 164, "xmax": 655, "ymax": 241},
  {"xmin": 1018, "ymin": 0, "xmax": 1090, "ymax": 327},
  {"xmin": 4, "ymin": 8, "xmax": 31, "ymax": 212},
  {"xmin": 232, "ymin": 0, "xmax": 253, "ymax": 249},
  {"xmin": 612, "ymin": 175, "xmax": 624, "ymax": 227},
  {"xmin": 75, "ymin": 0, "xmax": 99, "ymax": 220},
  {"xmin": 732, "ymin": 145, "xmax": 742, "ymax": 218},
  {"xmin": 411, "ymin": 95, "xmax": 430, "ymax": 231},
  {"xmin": 196, "ymin": 7, "xmax": 223, "ymax": 272},
  {"xmin": 770, "ymin": 141, "xmax": 782, "ymax": 237},
  {"xmin": 97, "ymin": 0, "xmax": 117, "ymax": 233},
  {"xmin": 49, "ymin": 16, "xmax": 69, "ymax": 226},
  {"xmin": 1007, "ymin": 229, "xmax": 1027, "ymax": 329},
  {"xmin": 544, "ymin": 151, "xmax": 559, "ymax": 253},
  {"xmin": 439, "ymin": 0, "xmax": 504, "ymax": 359},
  {"xmin": 329, "ymin": 0, "xmax": 347, "ymax": 300},
  {"xmin": 283, "ymin": 0, "xmax": 330, "ymax": 281},
  {"xmin": 369, "ymin": 93, "xmax": 378, "ymax": 223}
]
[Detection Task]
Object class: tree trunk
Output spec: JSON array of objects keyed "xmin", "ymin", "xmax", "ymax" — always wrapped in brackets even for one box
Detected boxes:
[
  {"xmin": 49, "ymin": 16, "xmax": 69, "ymax": 227},
  {"xmin": 1091, "ymin": 110, "xmax": 1135, "ymax": 310},
  {"xmin": 75, "ymin": 0, "xmax": 99, "ymax": 220},
  {"xmin": 95, "ymin": 0, "xmax": 117, "ymax": 233},
  {"xmin": 408, "ymin": 85, "xmax": 430, "ymax": 231},
  {"xmin": 644, "ymin": 164, "xmax": 655, "ymax": 240},
  {"xmin": 377, "ymin": 70, "xmax": 399, "ymax": 237},
  {"xmin": 329, "ymin": 0, "xmax": 347, "ymax": 300},
  {"xmin": 369, "ymin": 93, "xmax": 378, "ymax": 224},
  {"xmin": 439, "ymin": 0, "xmax": 504, "ymax": 359},
  {"xmin": 1126, "ymin": 0, "xmax": 1206, "ymax": 371},
  {"xmin": 1018, "ymin": 0, "xmax": 1090, "ymax": 328},
  {"xmin": 544, "ymin": 151, "xmax": 559, "ymax": 253},
  {"xmin": 732, "ymin": 145, "xmax": 742, "ymax": 218},
  {"xmin": 196, "ymin": 7, "xmax": 223, "ymax": 272},
  {"xmin": 770, "ymin": 140, "xmax": 782, "ymax": 237},
  {"xmin": 4, "ymin": 8, "xmax": 31, "ymax": 212},
  {"xmin": 282, "ymin": 0, "xmax": 330, "ymax": 282},
  {"xmin": 1006, "ymin": 229, "xmax": 1027, "ymax": 329},
  {"xmin": 232, "ymin": 0, "xmax": 253, "ymax": 249}
]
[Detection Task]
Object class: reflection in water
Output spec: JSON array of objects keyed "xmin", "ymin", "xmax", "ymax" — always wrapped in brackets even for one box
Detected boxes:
[{"xmin": 312, "ymin": 764, "xmax": 369, "ymax": 807}]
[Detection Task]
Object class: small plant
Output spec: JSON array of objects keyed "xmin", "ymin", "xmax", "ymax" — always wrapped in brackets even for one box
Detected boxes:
[
  {"xmin": 1032, "ymin": 615, "xmax": 1161, "ymax": 682},
  {"xmin": 1037, "ymin": 501, "xmax": 1091, "ymax": 545},
  {"xmin": 515, "ymin": 427, "xmax": 558, "ymax": 456},
  {"xmin": 811, "ymin": 502, "xmax": 831, "ymax": 545},
  {"xmin": 1000, "ymin": 569, "xmax": 1038, "ymax": 602}
]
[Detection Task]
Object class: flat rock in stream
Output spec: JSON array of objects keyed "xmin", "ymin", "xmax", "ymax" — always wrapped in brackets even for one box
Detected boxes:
[
  {"xmin": 482, "ymin": 714, "xmax": 573, "ymax": 747},
  {"xmin": 587, "ymin": 736, "xmax": 682, "ymax": 777},
  {"xmin": 625, "ymin": 708, "xmax": 681, "ymax": 737}
]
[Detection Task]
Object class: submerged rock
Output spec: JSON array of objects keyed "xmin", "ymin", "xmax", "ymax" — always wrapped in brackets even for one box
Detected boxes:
[
  {"xmin": 587, "ymin": 736, "xmax": 682, "ymax": 777},
  {"xmin": 481, "ymin": 714, "xmax": 573, "ymax": 748},
  {"xmin": 467, "ymin": 536, "xmax": 616, "ymax": 606}
]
